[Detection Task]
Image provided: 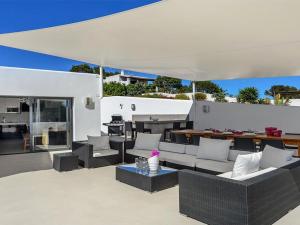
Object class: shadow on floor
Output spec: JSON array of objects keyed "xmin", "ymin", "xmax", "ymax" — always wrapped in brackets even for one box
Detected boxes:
[{"xmin": 0, "ymin": 152, "xmax": 53, "ymax": 178}]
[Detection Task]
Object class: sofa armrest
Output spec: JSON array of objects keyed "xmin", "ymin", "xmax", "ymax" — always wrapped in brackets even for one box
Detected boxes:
[
  {"xmin": 125, "ymin": 140, "xmax": 135, "ymax": 151},
  {"xmin": 72, "ymin": 141, "xmax": 93, "ymax": 167},
  {"xmin": 243, "ymin": 168, "xmax": 300, "ymax": 225},
  {"xmin": 179, "ymin": 169, "xmax": 300, "ymax": 225},
  {"xmin": 179, "ymin": 169, "xmax": 248, "ymax": 225}
]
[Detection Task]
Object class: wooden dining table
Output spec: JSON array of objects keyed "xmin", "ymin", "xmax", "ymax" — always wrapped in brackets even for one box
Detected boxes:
[{"xmin": 172, "ymin": 129, "xmax": 300, "ymax": 157}]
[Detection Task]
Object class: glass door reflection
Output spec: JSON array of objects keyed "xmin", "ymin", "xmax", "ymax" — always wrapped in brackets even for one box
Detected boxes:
[{"xmin": 30, "ymin": 98, "xmax": 72, "ymax": 151}]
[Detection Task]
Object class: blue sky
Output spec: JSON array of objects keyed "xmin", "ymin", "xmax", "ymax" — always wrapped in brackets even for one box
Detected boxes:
[{"xmin": 1, "ymin": 0, "xmax": 300, "ymax": 98}]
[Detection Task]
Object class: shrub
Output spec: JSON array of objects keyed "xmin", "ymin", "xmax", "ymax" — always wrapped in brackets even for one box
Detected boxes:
[
  {"xmin": 175, "ymin": 94, "xmax": 190, "ymax": 100},
  {"xmin": 141, "ymin": 94, "xmax": 174, "ymax": 99},
  {"xmin": 194, "ymin": 93, "xmax": 207, "ymax": 101},
  {"xmin": 104, "ymin": 82, "xmax": 126, "ymax": 96},
  {"xmin": 258, "ymin": 98, "xmax": 271, "ymax": 105}
]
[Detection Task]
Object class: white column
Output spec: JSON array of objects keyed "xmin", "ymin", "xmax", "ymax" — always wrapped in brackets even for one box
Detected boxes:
[
  {"xmin": 99, "ymin": 66, "xmax": 104, "ymax": 99},
  {"xmin": 192, "ymin": 81, "xmax": 196, "ymax": 100},
  {"xmin": 121, "ymin": 70, "xmax": 125, "ymax": 76}
]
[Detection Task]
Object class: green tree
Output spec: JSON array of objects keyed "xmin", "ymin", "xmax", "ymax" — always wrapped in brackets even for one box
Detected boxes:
[
  {"xmin": 265, "ymin": 85, "xmax": 300, "ymax": 99},
  {"xmin": 126, "ymin": 83, "xmax": 146, "ymax": 96},
  {"xmin": 212, "ymin": 91, "xmax": 227, "ymax": 102},
  {"xmin": 70, "ymin": 64, "xmax": 94, "ymax": 73},
  {"xmin": 178, "ymin": 85, "xmax": 192, "ymax": 93},
  {"xmin": 70, "ymin": 64, "xmax": 118, "ymax": 78},
  {"xmin": 237, "ymin": 87, "xmax": 259, "ymax": 104},
  {"xmin": 195, "ymin": 81, "xmax": 222, "ymax": 94},
  {"xmin": 103, "ymin": 82, "xmax": 126, "ymax": 96},
  {"xmin": 154, "ymin": 76, "xmax": 182, "ymax": 93}
]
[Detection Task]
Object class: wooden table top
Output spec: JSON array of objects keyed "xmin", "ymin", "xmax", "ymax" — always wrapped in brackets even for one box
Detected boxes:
[
  {"xmin": 172, "ymin": 129, "xmax": 300, "ymax": 142},
  {"xmin": 134, "ymin": 120, "xmax": 186, "ymax": 124}
]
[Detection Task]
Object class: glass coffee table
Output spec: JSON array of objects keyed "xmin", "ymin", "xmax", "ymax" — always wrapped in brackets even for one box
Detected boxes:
[{"xmin": 116, "ymin": 164, "xmax": 178, "ymax": 192}]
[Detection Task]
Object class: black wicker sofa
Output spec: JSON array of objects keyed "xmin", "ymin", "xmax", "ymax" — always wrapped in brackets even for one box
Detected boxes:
[
  {"xmin": 72, "ymin": 138, "xmax": 123, "ymax": 168},
  {"xmin": 179, "ymin": 160, "xmax": 300, "ymax": 225}
]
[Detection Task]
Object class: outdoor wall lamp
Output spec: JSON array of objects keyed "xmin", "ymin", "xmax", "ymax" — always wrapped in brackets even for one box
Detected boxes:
[
  {"xmin": 203, "ymin": 105, "xmax": 210, "ymax": 113},
  {"xmin": 85, "ymin": 97, "xmax": 95, "ymax": 109},
  {"xmin": 120, "ymin": 104, "xmax": 123, "ymax": 109},
  {"xmin": 131, "ymin": 104, "xmax": 136, "ymax": 111}
]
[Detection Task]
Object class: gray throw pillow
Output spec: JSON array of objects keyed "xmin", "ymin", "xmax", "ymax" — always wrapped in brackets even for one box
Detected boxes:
[
  {"xmin": 87, "ymin": 135, "xmax": 110, "ymax": 151},
  {"xmin": 159, "ymin": 142, "xmax": 185, "ymax": 154},
  {"xmin": 134, "ymin": 133, "xmax": 162, "ymax": 150},
  {"xmin": 228, "ymin": 150, "xmax": 253, "ymax": 161},
  {"xmin": 196, "ymin": 137, "xmax": 232, "ymax": 162},
  {"xmin": 260, "ymin": 145, "xmax": 295, "ymax": 169},
  {"xmin": 185, "ymin": 145, "xmax": 199, "ymax": 156}
]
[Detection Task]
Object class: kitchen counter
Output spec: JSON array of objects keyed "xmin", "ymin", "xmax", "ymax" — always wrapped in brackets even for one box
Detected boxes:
[{"xmin": 0, "ymin": 122, "xmax": 27, "ymax": 126}]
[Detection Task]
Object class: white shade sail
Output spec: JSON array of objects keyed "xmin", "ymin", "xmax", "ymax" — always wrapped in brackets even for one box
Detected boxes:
[{"xmin": 1, "ymin": 0, "xmax": 300, "ymax": 81}]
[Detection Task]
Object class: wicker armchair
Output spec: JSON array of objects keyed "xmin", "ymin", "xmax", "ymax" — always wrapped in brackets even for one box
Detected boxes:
[{"xmin": 72, "ymin": 139, "xmax": 123, "ymax": 168}]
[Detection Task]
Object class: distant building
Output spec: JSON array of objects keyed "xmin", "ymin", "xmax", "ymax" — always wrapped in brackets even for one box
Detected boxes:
[{"xmin": 104, "ymin": 70, "xmax": 154, "ymax": 85}]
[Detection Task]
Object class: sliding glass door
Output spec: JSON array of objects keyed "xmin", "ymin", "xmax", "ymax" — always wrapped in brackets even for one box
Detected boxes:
[{"xmin": 30, "ymin": 98, "xmax": 72, "ymax": 151}]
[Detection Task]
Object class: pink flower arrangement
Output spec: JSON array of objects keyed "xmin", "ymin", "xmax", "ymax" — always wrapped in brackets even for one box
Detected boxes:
[{"xmin": 150, "ymin": 149, "xmax": 160, "ymax": 157}]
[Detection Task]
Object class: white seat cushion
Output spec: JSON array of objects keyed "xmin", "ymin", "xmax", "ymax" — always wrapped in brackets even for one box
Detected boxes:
[
  {"xmin": 195, "ymin": 159, "xmax": 234, "ymax": 173},
  {"xmin": 93, "ymin": 149, "xmax": 118, "ymax": 157},
  {"xmin": 260, "ymin": 145, "xmax": 296, "ymax": 169},
  {"xmin": 196, "ymin": 137, "xmax": 232, "ymax": 162},
  {"xmin": 134, "ymin": 133, "xmax": 162, "ymax": 151},
  {"xmin": 218, "ymin": 167, "xmax": 277, "ymax": 181},
  {"xmin": 232, "ymin": 152, "xmax": 262, "ymax": 178},
  {"xmin": 159, "ymin": 142, "xmax": 185, "ymax": 154},
  {"xmin": 88, "ymin": 135, "xmax": 110, "ymax": 151},
  {"xmin": 160, "ymin": 151, "xmax": 197, "ymax": 167},
  {"xmin": 228, "ymin": 150, "xmax": 253, "ymax": 161}
]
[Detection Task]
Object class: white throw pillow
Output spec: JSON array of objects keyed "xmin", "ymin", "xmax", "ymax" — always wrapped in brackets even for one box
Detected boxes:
[
  {"xmin": 231, "ymin": 152, "xmax": 262, "ymax": 178},
  {"xmin": 87, "ymin": 135, "xmax": 110, "ymax": 150},
  {"xmin": 228, "ymin": 150, "xmax": 253, "ymax": 161},
  {"xmin": 196, "ymin": 137, "xmax": 232, "ymax": 162},
  {"xmin": 218, "ymin": 167, "xmax": 277, "ymax": 181},
  {"xmin": 134, "ymin": 133, "xmax": 162, "ymax": 150},
  {"xmin": 260, "ymin": 145, "xmax": 295, "ymax": 169}
]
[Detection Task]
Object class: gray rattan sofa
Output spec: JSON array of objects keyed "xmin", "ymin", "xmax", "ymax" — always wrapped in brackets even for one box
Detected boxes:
[
  {"xmin": 179, "ymin": 160, "xmax": 300, "ymax": 225},
  {"xmin": 125, "ymin": 140, "xmax": 243, "ymax": 174},
  {"xmin": 72, "ymin": 138, "xmax": 122, "ymax": 168}
]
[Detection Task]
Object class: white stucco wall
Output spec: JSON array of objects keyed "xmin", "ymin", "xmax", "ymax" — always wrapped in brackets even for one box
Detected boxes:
[
  {"xmin": 100, "ymin": 96, "xmax": 193, "ymax": 133},
  {"xmin": 0, "ymin": 66, "xmax": 101, "ymax": 141},
  {"xmin": 189, "ymin": 101, "xmax": 300, "ymax": 133}
]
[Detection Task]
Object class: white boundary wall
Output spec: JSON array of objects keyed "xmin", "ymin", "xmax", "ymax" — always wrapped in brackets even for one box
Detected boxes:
[
  {"xmin": 100, "ymin": 96, "xmax": 193, "ymax": 133},
  {"xmin": 0, "ymin": 66, "xmax": 101, "ymax": 141},
  {"xmin": 189, "ymin": 101, "xmax": 300, "ymax": 133}
]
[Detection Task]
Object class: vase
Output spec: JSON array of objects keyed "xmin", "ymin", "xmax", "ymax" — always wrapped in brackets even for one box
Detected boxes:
[{"xmin": 148, "ymin": 156, "xmax": 159, "ymax": 172}]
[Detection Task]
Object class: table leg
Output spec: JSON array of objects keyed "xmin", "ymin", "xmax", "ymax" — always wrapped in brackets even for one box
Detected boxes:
[{"xmin": 297, "ymin": 143, "xmax": 300, "ymax": 157}]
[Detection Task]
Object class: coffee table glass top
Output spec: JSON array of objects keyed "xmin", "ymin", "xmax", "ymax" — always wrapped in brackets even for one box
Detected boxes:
[{"xmin": 117, "ymin": 164, "xmax": 177, "ymax": 177}]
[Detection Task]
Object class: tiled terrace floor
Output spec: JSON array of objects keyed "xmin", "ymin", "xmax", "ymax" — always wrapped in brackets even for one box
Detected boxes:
[{"xmin": 0, "ymin": 166, "xmax": 298, "ymax": 225}]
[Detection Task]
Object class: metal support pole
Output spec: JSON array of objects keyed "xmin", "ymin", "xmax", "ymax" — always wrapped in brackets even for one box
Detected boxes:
[
  {"xmin": 99, "ymin": 66, "xmax": 104, "ymax": 99},
  {"xmin": 192, "ymin": 81, "xmax": 196, "ymax": 100}
]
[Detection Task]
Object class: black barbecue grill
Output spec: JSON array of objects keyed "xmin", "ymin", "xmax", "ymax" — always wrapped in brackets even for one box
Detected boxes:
[{"xmin": 103, "ymin": 114, "xmax": 124, "ymax": 136}]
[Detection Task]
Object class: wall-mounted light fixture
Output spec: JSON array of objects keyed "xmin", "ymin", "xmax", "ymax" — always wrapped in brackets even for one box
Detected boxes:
[
  {"xmin": 85, "ymin": 97, "xmax": 95, "ymax": 109},
  {"xmin": 203, "ymin": 105, "xmax": 210, "ymax": 113},
  {"xmin": 120, "ymin": 104, "xmax": 123, "ymax": 109},
  {"xmin": 131, "ymin": 104, "xmax": 136, "ymax": 111}
]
